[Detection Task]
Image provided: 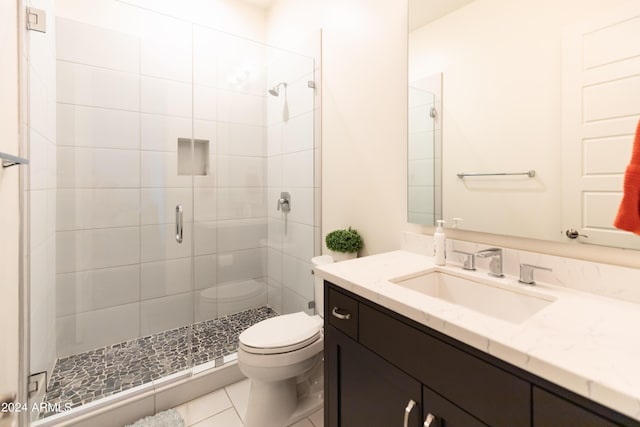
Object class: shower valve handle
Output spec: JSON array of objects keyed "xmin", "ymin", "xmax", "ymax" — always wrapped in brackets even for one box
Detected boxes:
[{"xmin": 277, "ymin": 192, "xmax": 291, "ymax": 212}]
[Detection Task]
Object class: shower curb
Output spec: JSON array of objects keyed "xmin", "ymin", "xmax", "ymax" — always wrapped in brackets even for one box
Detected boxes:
[{"xmin": 32, "ymin": 361, "xmax": 244, "ymax": 427}]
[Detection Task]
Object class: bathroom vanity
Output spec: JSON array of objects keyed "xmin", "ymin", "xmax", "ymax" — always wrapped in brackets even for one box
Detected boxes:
[{"xmin": 317, "ymin": 251, "xmax": 640, "ymax": 427}]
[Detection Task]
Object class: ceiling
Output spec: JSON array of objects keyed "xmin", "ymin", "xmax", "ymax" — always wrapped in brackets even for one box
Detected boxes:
[
  {"xmin": 239, "ymin": 0, "xmax": 276, "ymax": 9},
  {"xmin": 236, "ymin": 0, "xmax": 476, "ymax": 30},
  {"xmin": 408, "ymin": 0, "xmax": 476, "ymax": 32}
]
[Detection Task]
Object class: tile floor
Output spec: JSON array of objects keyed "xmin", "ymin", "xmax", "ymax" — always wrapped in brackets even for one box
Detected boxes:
[{"xmin": 173, "ymin": 378, "xmax": 323, "ymax": 427}]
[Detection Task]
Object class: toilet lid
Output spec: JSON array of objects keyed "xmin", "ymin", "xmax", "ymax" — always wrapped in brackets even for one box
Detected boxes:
[{"xmin": 239, "ymin": 312, "xmax": 322, "ymax": 354}]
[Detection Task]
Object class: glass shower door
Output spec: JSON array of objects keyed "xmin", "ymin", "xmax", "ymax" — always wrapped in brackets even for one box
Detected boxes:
[
  {"xmin": 190, "ymin": 24, "xmax": 271, "ymax": 367},
  {"xmin": 189, "ymin": 25, "xmax": 321, "ymax": 368},
  {"xmin": 30, "ymin": 12, "xmax": 199, "ymax": 420},
  {"xmin": 136, "ymin": 11, "xmax": 200, "ymax": 374}
]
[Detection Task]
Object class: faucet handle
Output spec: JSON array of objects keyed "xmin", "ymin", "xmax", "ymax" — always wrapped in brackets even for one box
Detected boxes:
[
  {"xmin": 452, "ymin": 250, "xmax": 476, "ymax": 271},
  {"xmin": 519, "ymin": 264, "xmax": 552, "ymax": 286}
]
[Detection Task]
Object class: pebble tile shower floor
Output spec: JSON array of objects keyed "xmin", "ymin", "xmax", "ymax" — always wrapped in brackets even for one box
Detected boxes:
[{"xmin": 41, "ymin": 306, "xmax": 278, "ymax": 418}]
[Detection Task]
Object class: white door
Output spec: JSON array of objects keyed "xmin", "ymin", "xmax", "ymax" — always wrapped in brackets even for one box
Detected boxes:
[
  {"xmin": 0, "ymin": 1, "xmax": 22, "ymax": 427},
  {"xmin": 562, "ymin": 2, "xmax": 640, "ymax": 249}
]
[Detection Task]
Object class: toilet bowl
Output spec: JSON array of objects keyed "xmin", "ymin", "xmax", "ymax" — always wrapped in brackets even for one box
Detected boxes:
[{"xmin": 238, "ymin": 255, "xmax": 333, "ymax": 427}]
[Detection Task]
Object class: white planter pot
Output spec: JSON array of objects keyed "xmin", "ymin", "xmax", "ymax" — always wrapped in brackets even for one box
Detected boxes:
[{"xmin": 329, "ymin": 251, "xmax": 357, "ymax": 262}]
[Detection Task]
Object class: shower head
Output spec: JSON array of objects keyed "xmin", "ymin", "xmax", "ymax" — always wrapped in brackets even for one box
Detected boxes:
[{"xmin": 268, "ymin": 82, "xmax": 287, "ymax": 97}]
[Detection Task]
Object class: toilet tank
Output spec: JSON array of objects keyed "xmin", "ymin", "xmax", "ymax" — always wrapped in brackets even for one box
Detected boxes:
[{"xmin": 311, "ymin": 255, "xmax": 334, "ymax": 318}]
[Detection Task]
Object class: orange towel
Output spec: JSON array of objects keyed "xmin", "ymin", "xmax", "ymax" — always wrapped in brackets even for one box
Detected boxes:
[{"xmin": 614, "ymin": 119, "xmax": 640, "ymax": 235}]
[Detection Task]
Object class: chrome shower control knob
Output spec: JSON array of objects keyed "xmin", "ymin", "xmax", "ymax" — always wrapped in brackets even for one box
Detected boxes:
[{"xmin": 276, "ymin": 191, "xmax": 291, "ymax": 212}]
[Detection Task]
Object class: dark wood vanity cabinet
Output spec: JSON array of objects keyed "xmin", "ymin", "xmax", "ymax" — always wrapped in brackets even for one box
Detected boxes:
[
  {"xmin": 324, "ymin": 282, "xmax": 639, "ymax": 427},
  {"xmin": 533, "ymin": 387, "xmax": 619, "ymax": 427}
]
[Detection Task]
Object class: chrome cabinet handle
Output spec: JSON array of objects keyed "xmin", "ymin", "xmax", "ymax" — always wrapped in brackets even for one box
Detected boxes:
[
  {"xmin": 175, "ymin": 205, "xmax": 183, "ymax": 244},
  {"xmin": 404, "ymin": 400, "xmax": 416, "ymax": 427},
  {"xmin": 331, "ymin": 307, "xmax": 351, "ymax": 320},
  {"xmin": 424, "ymin": 413, "xmax": 435, "ymax": 427}
]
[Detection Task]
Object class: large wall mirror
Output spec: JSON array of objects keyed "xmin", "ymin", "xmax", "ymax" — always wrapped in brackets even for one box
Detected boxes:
[{"xmin": 408, "ymin": 0, "xmax": 640, "ymax": 250}]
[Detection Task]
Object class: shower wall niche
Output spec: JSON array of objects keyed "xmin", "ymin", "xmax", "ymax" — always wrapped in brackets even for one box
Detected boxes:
[{"xmin": 177, "ymin": 139, "xmax": 210, "ymax": 176}]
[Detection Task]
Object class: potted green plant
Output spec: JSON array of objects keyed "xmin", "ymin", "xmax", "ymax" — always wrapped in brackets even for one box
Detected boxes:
[{"xmin": 325, "ymin": 227, "xmax": 364, "ymax": 261}]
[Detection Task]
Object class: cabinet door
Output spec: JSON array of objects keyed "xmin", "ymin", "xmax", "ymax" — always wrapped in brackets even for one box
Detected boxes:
[
  {"xmin": 359, "ymin": 302, "xmax": 530, "ymax": 427},
  {"xmin": 326, "ymin": 324, "xmax": 422, "ymax": 427},
  {"xmin": 533, "ymin": 387, "xmax": 619, "ymax": 427},
  {"xmin": 423, "ymin": 386, "xmax": 487, "ymax": 427}
]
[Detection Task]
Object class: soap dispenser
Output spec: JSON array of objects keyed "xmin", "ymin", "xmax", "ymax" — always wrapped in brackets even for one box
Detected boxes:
[{"xmin": 433, "ymin": 220, "xmax": 446, "ymax": 266}]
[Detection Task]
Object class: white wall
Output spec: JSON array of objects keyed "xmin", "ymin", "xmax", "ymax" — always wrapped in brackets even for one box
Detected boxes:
[
  {"xmin": 267, "ymin": 0, "xmax": 414, "ymax": 256},
  {"xmin": 0, "ymin": 0, "xmax": 22, "ymax": 422},
  {"xmin": 55, "ymin": 0, "xmax": 266, "ymax": 41}
]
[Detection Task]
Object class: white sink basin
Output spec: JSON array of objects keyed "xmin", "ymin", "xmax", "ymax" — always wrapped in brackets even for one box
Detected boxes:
[{"xmin": 391, "ymin": 271, "xmax": 555, "ymax": 324}]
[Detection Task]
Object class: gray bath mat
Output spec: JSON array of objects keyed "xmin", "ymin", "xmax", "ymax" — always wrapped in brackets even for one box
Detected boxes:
[{"xmin": 126, "ymin": 409, "xmax": 184, "ymax": 427}]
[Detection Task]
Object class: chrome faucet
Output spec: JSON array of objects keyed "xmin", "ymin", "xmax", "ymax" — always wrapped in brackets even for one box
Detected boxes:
[
  {"xmin": 519, "ymin": 264, "xmax": 552, "ymax": 286},
  {"xmin": 452, "ymin": 250, "xmax": 475, "ymax": 271},
  {"xmin": 475, "ymin": 248, "xmax": 504, "ymax": 277}
]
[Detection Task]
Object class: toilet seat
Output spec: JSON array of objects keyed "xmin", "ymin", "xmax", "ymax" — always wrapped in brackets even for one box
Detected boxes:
[{"xmin": 239, "ymin": 312, "xmax": 323, "ymax": 355}]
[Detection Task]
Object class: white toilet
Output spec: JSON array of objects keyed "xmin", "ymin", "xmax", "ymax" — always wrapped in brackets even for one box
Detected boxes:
[{"xmin": 238, "ymin": 255, "xmax": 333, "ymax": 427}]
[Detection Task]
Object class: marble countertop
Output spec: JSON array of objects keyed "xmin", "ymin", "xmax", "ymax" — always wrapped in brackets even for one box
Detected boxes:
[{"xmin": 315, "ymin": 250, "xmax": 640, "ymax": 421}]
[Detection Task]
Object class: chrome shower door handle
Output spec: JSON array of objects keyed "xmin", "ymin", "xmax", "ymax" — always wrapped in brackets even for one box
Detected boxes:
[{"xmin": 175, "ymin": 205, "xmax": 183, "ymax": 244}]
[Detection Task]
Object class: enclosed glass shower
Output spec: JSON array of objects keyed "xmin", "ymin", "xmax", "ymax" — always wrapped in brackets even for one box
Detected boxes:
[{"xmin": 24, "ymin": 1, "xmax": 319, "ymax": 423}]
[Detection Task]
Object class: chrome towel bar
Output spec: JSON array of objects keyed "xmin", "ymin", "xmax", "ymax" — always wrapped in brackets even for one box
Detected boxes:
[{"xmin": 457, "ymin": 170, "xmax": 535, "ymax": 179}]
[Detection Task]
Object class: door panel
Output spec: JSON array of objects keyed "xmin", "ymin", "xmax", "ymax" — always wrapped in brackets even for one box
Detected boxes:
[
  {"xmin": 562, "ymin": 2, "xmax": 640, "ymax": 249},
  {"xmin": 326, "ymin": 325, "xmax": 422, "ymax": 427}
]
